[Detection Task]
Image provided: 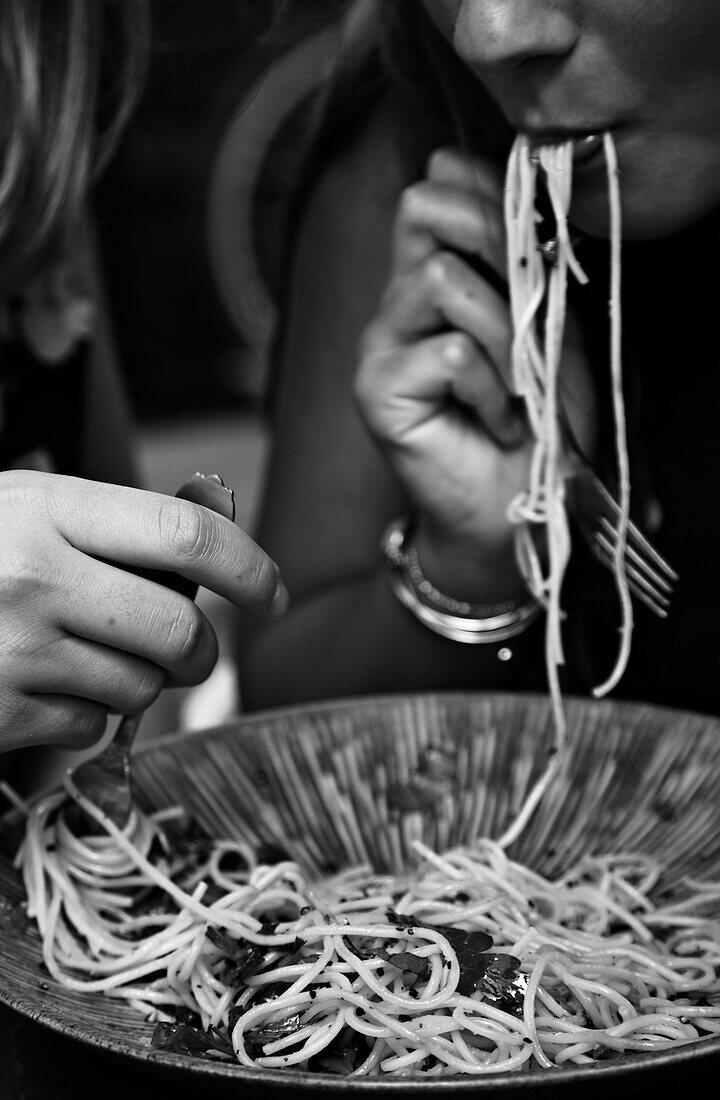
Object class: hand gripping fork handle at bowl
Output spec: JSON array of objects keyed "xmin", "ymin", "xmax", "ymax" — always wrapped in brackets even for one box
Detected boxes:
[{"xmin": 67, "ymin": 473, "xmax": 236, "ymax": 833}]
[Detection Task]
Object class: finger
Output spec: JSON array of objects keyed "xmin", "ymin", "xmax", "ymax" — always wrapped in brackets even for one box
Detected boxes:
[
  {"xmin": 57, "ymin": 551, "xmax": 219, "ymax": 679},
  {"xmin": 43, "ymin": 478, "xmax": 286, "ymax": 617},
  {"xmin": 426, "ymin": 147, "xmax": 504, "ymax": 199},
  {"xmin": 444, "ymin": 334, "xmax": 529, "ymax": 446},
  {"xmin": 21, "ymin": 634, "xmax": 168, "ymax": 712},
  {"xmin": 393, "ymin": 180, "xmax": 506, "ymax": 280},
  {"xmin": 367, "ymin": 250, "xmax": 515, "ymax": 388},
  {"xmin": 25, "ymin": 626, "xmax": 217, "ymax": 710},
  {"xmin": 0, "ymin": 693, "xmax": 109, "ymax": 752},
  {"xmin": 426, "ymin": 150, "xmax": 507, "ymax": 287},
  {"xmin": 357, "ymin": 331, "xmax": 526, "ymax": 447}
]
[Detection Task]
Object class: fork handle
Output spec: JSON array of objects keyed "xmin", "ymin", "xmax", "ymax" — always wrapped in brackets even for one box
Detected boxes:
[{"xmin": 111, "ymin": 712, "xmax": 143, "ymax": 757}]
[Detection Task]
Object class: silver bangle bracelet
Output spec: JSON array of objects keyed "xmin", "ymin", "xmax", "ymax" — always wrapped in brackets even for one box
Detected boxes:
[{"xmin": 381, "ymin": 517, "xmax": 542, "ymax": 644}]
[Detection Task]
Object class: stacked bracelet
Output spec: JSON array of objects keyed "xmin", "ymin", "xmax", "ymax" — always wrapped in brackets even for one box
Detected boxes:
[{"xmin": 381, "ymin": 516, "xmax": 542, "ymax": 644}]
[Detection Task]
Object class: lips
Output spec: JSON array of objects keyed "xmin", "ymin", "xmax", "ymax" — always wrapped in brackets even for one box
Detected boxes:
[{"xmin": 524, "ymin": 129, "xmax": 609, "ymax": 173}]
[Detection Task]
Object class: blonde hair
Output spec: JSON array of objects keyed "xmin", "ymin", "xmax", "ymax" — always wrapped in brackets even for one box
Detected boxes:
[{"xmin": 0, "ymin": 0, "xmax": 149, "ymax": 295}]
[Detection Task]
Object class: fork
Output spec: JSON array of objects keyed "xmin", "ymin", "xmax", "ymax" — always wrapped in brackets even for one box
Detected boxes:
[
  {"xmin": 66, "ymin": 472, "xmax": 236, "ymax": 833},
  {"xmin": 458, "ymin": 245, "xmax": 676, "ymax": 616},
  {"xmin": 564, "ymin": 456, "xmax": 678, "ymax": 618}
]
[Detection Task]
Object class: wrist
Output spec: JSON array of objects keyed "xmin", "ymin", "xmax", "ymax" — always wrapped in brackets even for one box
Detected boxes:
[
  {"xmin": 381, "ymin": 516, "xmax": 541, "ymax": 644},
  {"xmin": 412, "ymin": 518, "xmax": 528, "ymax": 607}
]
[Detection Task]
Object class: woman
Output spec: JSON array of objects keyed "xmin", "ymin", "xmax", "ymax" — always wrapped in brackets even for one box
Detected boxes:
[
  {"xmin": 239, "ymin": 0, "xmax": 720, "ymax": 715},
  {"xmin": 0, "ymin": 1, "xmax": 287, "ymax": 757}
]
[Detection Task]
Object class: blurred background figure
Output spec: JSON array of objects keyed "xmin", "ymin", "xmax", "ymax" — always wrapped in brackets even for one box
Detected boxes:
[
  {"xmin": 98, "ymin": 0, "xmax": 348, "ymax": 419},
  {"xmin": 1, "ymin": 1, "xmax": 355, "ymax": 790}
]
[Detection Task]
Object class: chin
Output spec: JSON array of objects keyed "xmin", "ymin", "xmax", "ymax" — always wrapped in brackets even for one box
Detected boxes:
[
  {"xmin": 570, "ymin": 169, "xmax": 720, "ymax": 242},
  {"xmin": 572, "ymin": 195, "xmax": 699, "ymax": 242}
]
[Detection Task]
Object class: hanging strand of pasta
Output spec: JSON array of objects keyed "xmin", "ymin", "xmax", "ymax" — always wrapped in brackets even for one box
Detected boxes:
[
  {"xmin": 502, "ymin": 137, "xmax": 588, "ymax": 847},
  {"xmin": 592, "ymin": 132, "xmax": 633, "ymax": 697},
  {"xmin": 535, "ymin": 142, "xmax": 575, "ymax": 709},
  {"xmin": 502, "ymin": 134, "xmax": 635, "ymax": 845}
]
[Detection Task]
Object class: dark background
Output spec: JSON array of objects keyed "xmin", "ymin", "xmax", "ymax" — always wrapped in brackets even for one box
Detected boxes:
[{"xmin": 95, "ymin": 0, "xmax": 347, "ymax": 421}]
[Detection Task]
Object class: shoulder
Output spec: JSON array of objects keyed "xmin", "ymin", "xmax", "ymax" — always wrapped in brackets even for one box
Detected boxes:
[{"xmin": 278, "ymin": 94, "xmax": 417, "ymax": 361}]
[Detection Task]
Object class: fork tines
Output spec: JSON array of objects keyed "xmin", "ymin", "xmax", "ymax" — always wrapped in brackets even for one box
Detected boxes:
[
  {"xmin": 567, "ymin": 470, "xmax": 678, "ymax": 619},
  {"xmin": 592, "ymin": 526, "xmax": 672, "ymax": 618}
]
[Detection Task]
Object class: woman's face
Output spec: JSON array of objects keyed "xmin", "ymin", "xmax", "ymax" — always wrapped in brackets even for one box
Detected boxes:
[{"xmin": 419, "ymin": 0, "xmax": 720, "ymax": 239}]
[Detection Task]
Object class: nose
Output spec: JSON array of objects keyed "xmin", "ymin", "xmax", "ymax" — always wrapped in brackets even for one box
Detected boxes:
[{"xmin": 453, "ymin": 0, "xmax": 580, "ymax": 72}]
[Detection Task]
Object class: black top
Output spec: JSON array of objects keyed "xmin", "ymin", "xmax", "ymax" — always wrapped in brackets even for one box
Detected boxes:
[{"xmin": 548, "ymin": 213, "xmax": 720, "ymax": 716}]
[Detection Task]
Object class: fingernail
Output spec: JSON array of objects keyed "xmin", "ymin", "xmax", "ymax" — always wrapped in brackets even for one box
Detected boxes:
[{"xmin": 268, "ymin": 578, "xmax": 289, "ymax": 620}]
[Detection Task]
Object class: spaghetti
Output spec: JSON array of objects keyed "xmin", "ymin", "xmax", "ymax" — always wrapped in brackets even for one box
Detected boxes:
[
  {"xmin": 4, "ymin": 136, "xmax": 704, "ymax": 1081},
  {"xmin": 502, "ymin": 134, "xmax": 634, "ymax": 842},
  {"xmin": 10, "ymin": 776, "xmax": 720, "ymax": 1076}
]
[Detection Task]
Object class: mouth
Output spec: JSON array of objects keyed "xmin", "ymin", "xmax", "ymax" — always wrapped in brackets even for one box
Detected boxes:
[{"xmin": 526, "ymin": 129, "xmax": 610, "ymax": 169}]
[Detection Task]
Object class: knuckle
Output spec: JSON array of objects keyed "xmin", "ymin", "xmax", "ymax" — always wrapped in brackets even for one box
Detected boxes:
[
  {"xmin": 423, "ymin": 250, "xmax": 461, "ymax": 291},
  {"xmin": 0, "ymin": 545, "xmax": 45, "ymax": 602},
  {"xmin": 426, "ymin": 146, "xmax": 455, "ymax": 179},
  {"xmin": 0, "ymin": 468, "xmax": 43, "ymax": 510},
  {"xmin": 357, "ymin": 313, "xmax": 394, "ymax": 363},
  {"xmin": 121, "ymin": 663, "xmax": 164, "ymax": 714},
  {"xmin": 0, "ymin": 470, "xmax": 73, "ymax": 533},
  {"xmin": 444, "ymin": 331, "xmax": 475, "ymax": 363},
  {"xmin": 158, "ymin": 601, "xmax": 205, "ymax": 664},
  {"xmin": 353, "ymin": 354, "xmax": 390, "ymax": 434},
  {"xmin": 1, "ymin": 616, "xmax": 57, "ymax": 667},
  {"xmin": 239, "ymin": 550, "xmax": 278, "ymax": 608},
  {"xmin": 157, "ymin": 500, "xmax": 213, "ymax": 568},
  {"xmin": 396, "ymin": 181, "xmax": 428, "ymax": 226}
]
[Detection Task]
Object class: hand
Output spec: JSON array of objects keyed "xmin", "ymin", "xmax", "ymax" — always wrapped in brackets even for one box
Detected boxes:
[
  {"xmin": 0, "ymin": 470, "xmax": 287, "ymax": 752},
  {"xmin": 355, "ymin": 147, "xmax": 594, "ymax": 598}
]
